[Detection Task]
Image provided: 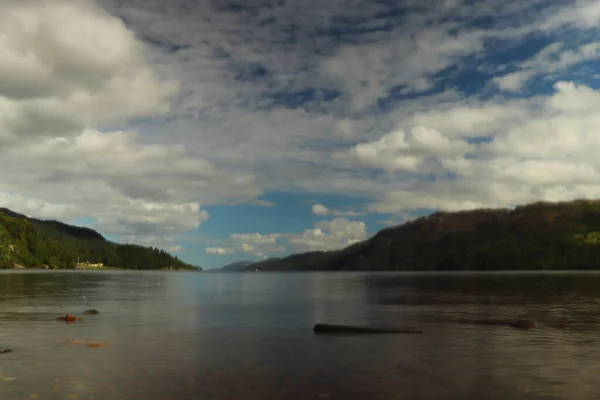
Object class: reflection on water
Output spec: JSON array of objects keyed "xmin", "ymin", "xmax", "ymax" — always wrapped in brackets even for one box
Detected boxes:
[{"xmin": 1, "ymin": 270, "xmax": 600, "ymax": 399}]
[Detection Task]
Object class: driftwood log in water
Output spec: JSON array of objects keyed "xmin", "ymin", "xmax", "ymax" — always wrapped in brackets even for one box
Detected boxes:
[
  {"xmin": 313, "ymin": 323, "xmax": 423, "ymax": 334},
  {"xmin": 449, "ymin": 318, "xmax": 537, "ymax": 330}
]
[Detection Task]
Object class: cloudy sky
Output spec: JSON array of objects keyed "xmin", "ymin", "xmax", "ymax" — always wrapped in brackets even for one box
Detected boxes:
[{"xmin": 2, "ymin": 0, "xmax": 600, "ymax": 268}]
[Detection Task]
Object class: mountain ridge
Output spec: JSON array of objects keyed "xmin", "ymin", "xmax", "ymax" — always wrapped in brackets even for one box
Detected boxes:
[
  {"xmin": 249, "ymin": 199, "xmax": 600, "ymax": 271},
  {"xmin": 214, "ymin": 261, "xmax": 255, "ymax": 271}
]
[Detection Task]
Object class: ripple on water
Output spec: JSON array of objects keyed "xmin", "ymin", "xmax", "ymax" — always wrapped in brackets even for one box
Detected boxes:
[{"xmin": 0, "ymin": 271, "xmax": 600, "ymax": 400}]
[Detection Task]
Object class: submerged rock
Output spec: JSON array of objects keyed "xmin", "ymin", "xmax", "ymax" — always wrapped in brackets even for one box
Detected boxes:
[{"xmin": 508, "ymin": 320, "xmax": 536, "ymax": 330}]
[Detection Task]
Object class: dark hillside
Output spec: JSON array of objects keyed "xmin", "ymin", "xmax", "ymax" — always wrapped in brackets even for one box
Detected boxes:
[
  {"xmin": 251, "ymin": 199, "xmax": 600, "ymax": 271},
  {"xmin": 0, "ymin": 208, "xmax": 199, "ymax": 270}
]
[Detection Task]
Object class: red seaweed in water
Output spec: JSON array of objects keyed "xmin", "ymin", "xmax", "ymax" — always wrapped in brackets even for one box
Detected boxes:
[
  {"xmin": 56, "ymin": 314, "xmax": 81, "ymax": 323},
  {"xmin": 60, "ymin": 339, "xmax": 111, "ymax": 348}
]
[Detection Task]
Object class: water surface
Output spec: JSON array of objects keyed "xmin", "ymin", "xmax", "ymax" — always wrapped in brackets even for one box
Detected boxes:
[{"xmin": 1, "ymin": 270, "xmax": 599, "ymax": 399}]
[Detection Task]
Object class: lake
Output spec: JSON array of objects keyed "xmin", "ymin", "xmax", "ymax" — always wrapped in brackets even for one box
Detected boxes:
[{"xmin": 1, "ymin": 270, "xmax": 600, "ymax": 400}]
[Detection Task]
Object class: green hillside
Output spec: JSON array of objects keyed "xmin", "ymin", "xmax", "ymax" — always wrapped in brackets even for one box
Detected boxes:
[
  {"xmin": 251, "ymin": 199, "xmax": 600, "ymax": 271},
  {"xmin": 0, "ymin": 208, "xmax": 199, "ymax": 271}
]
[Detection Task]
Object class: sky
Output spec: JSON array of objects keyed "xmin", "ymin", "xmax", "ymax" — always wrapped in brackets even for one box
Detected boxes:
[{"xmin": 2, "ymin": 0, "xmax": 600, "ymax": 268}]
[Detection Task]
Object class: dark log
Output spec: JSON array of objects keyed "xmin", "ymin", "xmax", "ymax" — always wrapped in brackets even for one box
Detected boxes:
[
  {"xmin": 313, "ymin": 323, "xmax": 423, "ymax": 334},
  {"xmin": 449, "ymin": 317, "xmax": 537, "ymax": 330}
]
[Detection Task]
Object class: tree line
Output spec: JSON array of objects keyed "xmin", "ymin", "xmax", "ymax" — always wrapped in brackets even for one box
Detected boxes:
[
  {"xmin": 251, "ymin": 199, "xmax": 600, "ymax": 271},
  {"xmin": 0, "ymin": 209, "xmax": 199, "ymax": 270}
]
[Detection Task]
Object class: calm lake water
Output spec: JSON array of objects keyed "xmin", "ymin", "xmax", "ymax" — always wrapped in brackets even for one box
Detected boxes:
[{"xmin": 1, "ymin": 270, "xmax": 600, "ymax": 400}]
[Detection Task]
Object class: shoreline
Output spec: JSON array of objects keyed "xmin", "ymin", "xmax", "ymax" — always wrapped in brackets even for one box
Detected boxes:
[{"xmin": 2, "ymin": 266, "xmax": 198, "ymax": 272}]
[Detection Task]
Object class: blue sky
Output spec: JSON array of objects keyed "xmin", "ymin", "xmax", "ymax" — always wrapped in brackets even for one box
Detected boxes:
[{"xmin": 2, "ymin": 0, "xmax": 600, "ymax": 268}]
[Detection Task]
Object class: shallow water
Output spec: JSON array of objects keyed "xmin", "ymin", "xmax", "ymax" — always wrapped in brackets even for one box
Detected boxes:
[{"xmin": 1, "ymin": 270, "xmax": 600, "ymax": 400}]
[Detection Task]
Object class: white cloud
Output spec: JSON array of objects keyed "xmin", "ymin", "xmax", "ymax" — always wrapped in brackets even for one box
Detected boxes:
[
  {"xmin": 0, "ymin": 0, "xmax": 196, "ymax": 242},
  {"xmin": 92, "ymin": 0, "xmax": 552, "ymax": 173},
  {"xmin": 0, "ymin": 0, "xmax": 269, "ymax": 247},
  {"xmin": 333, "ymin": 119, "xmax": 356, "ymax": 137},
  {"xmin": 494, "ymin": 41, "xmax": 600, "ymax": 91},
  {"xmin": 316, "ymin": 218, "xmax": 366, "ymax": 240},
  {"xmin": 206, "ymin": 247, "xmax": 236, "ymax": 255},
  {"xmin": 214, "ymin": 217, "xmax": 367, "ymax": 257},
  {"xmin": 227, "ymin": 233, "xmax": 284, "ymax": 258},
  {"xmin": 540, "ymin": 0, "xmax": 600, "ymax": 30},
  {"xmin": 94, "ymin": 200, "xmax": 209, "ymax": 236},
  {"xmin": 369, "ymin": 80, "xmax": 600, "ymax": 213},
  {"xmin": 369, "ymin": 187, "xmax": 505, "ymax": 214},
  {"xmin": 0, "ymin": 192, "xmax": 70, "ymax": 220},
  {"xmin": 0, "ymin": 0, "xmax": 178, "ymax": 147},
  {"xmin": 15, "ymin": 129, "xmax": 261, "ymax": 205},
  {"xmin": 378, "ymin": 212, "xmax": 419, "ymax": 227},
  {"xmin": 323, "ymin": 27, "xmax": 486, "ymax": 109},
  {"xmin": 87, "ymin": 0, "xmax": 599, "ymax": 197},
  {"xmin": 288, "ymin": 218, "xmax": 367, "ymax": 252},
  {"xmin": 336, "ymin": 126, "xmax": 474, "ymax": 171},
  {"xmin": 405, "ymin": 103, "xmax": 531, "ymax": 138},
  {"xmin": 493, "ymin": 70, "xmax": 537, "ymax": 91},
  {"xmin": 0, "ymin": 128, "xmax": 266, "ymax": 236},
  {"xmin": 241, "ymin": 243, "xmax": 255, "ymax": 253},
  {"xmin": 248, "ymin": 200, "xmax": 276, "ymax": 207},
  {"xmin": 312, "ymin": 204, "xmax": 330, "ymax": 215},
  {"xmin": 239, "ymin": 242, "xmax": 285, "ymax": 259},
  {"xmin": 546, "ymin": 81, "xmax": 600, "ymax": 113},
  {"xmin": 122, "ymin": 235, "xmax": 183, "ymax": 253},
  {"xmin": 312, "ymin": 203, "xmax": 364, "ymax": 217},
  {"xmin": 230, "ymin": 233, "xmax": 280, "ymax": 245}
]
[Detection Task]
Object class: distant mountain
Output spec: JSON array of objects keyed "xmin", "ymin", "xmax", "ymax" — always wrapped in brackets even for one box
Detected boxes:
[
  {"xmin": 0, "ymin": 208, "xmax": 200, "ymax": 271},
  {"xmin": 251, "ymin": 199, "xmax": 600, "ymax": 271},
  {"xmin": 215, "ymin": 261, "xmax": 256, "ymax": 272}
]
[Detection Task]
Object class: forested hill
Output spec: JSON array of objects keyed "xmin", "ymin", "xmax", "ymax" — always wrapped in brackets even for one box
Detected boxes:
[
  {"xmin": 0, "ymin": 208, "xmax": 199, "ymax": 270},
  {"xmin": 250, "ymin": 199, "xmax": 600, "ymax": 271}
]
